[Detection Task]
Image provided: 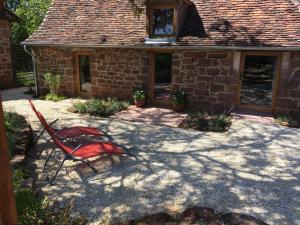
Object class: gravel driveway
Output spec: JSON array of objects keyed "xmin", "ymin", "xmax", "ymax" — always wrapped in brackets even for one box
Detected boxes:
[{"xmin": 2, "ymin": 88, "xmax": 300, "ymax": 225}]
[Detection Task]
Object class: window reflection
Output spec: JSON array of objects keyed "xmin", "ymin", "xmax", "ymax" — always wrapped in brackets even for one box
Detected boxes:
[
  {"xmin": 79, "ymin": 55, "xmax": 91, "ymax": 93},
  {"xmin": 152, "ymin": 8, "xmax": 174, "ymax": 36}
]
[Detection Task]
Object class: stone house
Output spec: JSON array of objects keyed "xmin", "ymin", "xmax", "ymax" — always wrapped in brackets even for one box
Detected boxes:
[
  {"xmin": 22, "ymin": 0, "xmax": 300, "ymax": 115},
  {"xmin": 0, "ymin": 0, "xmax": 19, "ymax": 89}
]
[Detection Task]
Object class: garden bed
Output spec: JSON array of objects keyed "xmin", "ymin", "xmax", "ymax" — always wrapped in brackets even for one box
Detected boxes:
[
  {"xmin": 69, "ymin": 97, "xmax": 131, "ymax": 117},
  {"xmin": 180, "ymin": 112, "xmax": 232, "ymax": 132},
  {"xmin": 275, "ymin": 115, "xmax": 300, "ymax": 128},
  {"xmin": 4, "ymin": 111, "xmax": 33, "ymax": 158}
]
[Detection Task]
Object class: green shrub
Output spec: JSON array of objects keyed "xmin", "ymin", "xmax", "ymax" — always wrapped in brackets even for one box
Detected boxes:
[
  {"xmin": 73, "ymin": 97, "xmax": 130, "ymax": 117},
  {"xmin": 15, "ymin": 190, "xmax": 87, "ymax": 225},
  {"xmin": 44, "ymin": 72, "xmax": 63, "ymax": 96},
  {"xmin": 181, "ymin": 112, "xmax": 232, "ymax": 132},
  {"xmin": 275, "ymin": 114, "xmax": 300, "ymax": 127},
  {"xmin": 133, "ymin": 89, "xmax": 146, "ymax": 100},
  {"xmin": 15, "ymin": 189, "xmax": 46, "ymax": 225},
  {"xmin": 13, "ymin": 168, "xmax": 24, "ymax": 192},
  {"xmin": 45, "ymin": 93, "xmax": 66, "ymax": 102},
  {"xmin": 171, "ymin": 90, "xmax": 187, "ymax": 105},
  {"xmin": 12, "ymin": 169, "xmax": 87, "ymax": 225}
]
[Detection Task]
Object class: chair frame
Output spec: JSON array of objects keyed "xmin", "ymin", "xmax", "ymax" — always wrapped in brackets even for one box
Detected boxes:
[{"xmin": 44, "ymin": 142, "xmax": 98, "ymax": 185}]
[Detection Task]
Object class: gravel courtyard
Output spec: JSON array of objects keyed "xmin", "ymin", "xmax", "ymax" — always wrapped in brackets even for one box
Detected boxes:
[{"xmin": 2, "ymin": 88, "xmax": 300, "ymax": 225}]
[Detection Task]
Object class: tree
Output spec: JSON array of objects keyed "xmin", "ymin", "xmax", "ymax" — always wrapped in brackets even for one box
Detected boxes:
[
  {"xmin": 11, "ymin": 0, "xmax": 52, "ymax": 44},
  {"xmin": 5, "ymin": 0, "xmax": 20, "ymax": 11}
]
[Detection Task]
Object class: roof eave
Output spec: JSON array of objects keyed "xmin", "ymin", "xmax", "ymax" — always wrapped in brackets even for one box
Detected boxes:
[{"xmin": 21, "ymin": 42, "xmax": 300, "ymax": 51}]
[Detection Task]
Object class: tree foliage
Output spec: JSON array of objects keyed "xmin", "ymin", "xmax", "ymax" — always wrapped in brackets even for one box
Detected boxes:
[
  {"xmin": 5, "ymin": 0, "xmax": 20, "ymax": 11},
  {"xmin": 10, "ymin": 0, "xmax": 52, "ymax": 44},
  {"xmin": 128, "ymin": 0, "xmax": 146, "ymax": 16}
]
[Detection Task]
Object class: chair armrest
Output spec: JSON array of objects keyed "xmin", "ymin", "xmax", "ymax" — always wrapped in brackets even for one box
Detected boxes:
[
  {"xmin": 69, "ymin": 144, "xmax": 82, "ymax": 156},
  {"xmin": 49, "ymin": 119, "xmax": 59, "ymax": 127}
]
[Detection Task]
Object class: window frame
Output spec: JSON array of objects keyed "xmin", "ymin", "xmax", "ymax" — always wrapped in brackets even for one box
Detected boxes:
[{"xmin": 148, "ymin": 3, "xmax": 178, "ymax": 38}]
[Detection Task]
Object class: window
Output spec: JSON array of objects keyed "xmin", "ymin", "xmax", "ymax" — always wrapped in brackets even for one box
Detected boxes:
[
  {"xmin": 78, "ymin": 55, "xmax": 91, "ymax": 93},
  {"xmin": 152, "ymin": 8, "xmax": 175, "ymax": 36},
  {"xmin": 154, "ymin": 53, "xmax": 172, "ymax": 98}
]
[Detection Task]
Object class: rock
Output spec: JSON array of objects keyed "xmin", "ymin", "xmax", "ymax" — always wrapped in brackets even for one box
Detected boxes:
[
  {"xmin": 138, "ymin": 213, "xmax": 174, "ymax": 225},
  {"xmin": 221, "ymin": 213, "xmax": 269, "ymax": 225},
  {"xmin": 10, "ymin": 154, "xmax": 26, "ymax": 167},
  {"xmin": 21, "ymin": 178, "xmax": 33, "ymax": 189},
  {"xmin": 67, "ymin": 106, "xmax": 78, "ymax": 113},
  {"xmin": 180, "ymin": 207, "xmax": 217, "ymax": 221}
]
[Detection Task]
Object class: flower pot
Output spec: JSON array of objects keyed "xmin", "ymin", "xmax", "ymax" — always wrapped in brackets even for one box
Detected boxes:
[
  {"xmin": 134, "ymin": 99, "xmax": 145, "ymax": 107},
  {"xmin": 173, "ymin": 104, "xmax": 185, "ymax": 112}
]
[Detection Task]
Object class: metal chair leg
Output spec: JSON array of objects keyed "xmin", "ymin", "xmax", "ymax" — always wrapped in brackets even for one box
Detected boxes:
[
  {"xmin": 50, "ymin": 158, "xmax": 67, "ymax": 185},
  {"xmin": 43, "ymin": 147, "xmax": 55, "ymax": 171},
  {"xmin": 32, "ymin": 119, "xmax": 59, "ymax": 156}
]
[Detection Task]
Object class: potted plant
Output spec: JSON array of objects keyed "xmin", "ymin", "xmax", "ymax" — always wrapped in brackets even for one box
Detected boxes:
[
  {"xmin": 171, "ymin": 90, "xmax": 186, "ymax": 112},
  {"xmin": 133, "ymin": 89, "xmax": 146, "ymax": 107}
]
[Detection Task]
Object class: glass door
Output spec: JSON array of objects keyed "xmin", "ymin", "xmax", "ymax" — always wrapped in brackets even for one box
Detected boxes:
[
  {"xmin": 239, "ymin": 54, "xmax": 279, "ymax": 111},
  {"xmin": 76, "ymin": 53, "xmax": 91, "ymax": 96},
  {"xmin": 153, "ymin": 53, "xmax": 172, "ymax": 101}
]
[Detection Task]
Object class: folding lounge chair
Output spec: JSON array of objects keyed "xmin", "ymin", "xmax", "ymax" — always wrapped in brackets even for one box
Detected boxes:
[
  {"xmin": 37, "ymin": 111, "xmax": 131, "ymax": 185},
  {"xmin": 29, "ymin": 100, "xmax": 104, "ymax": 149},
  {"xmin": 45, "ymin": 136, "xmax": 128, "ymax": 185}
]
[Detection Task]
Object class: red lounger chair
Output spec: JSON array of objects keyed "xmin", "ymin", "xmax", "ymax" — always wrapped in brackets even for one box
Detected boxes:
[
  {"xmin": 29, "ymin": 100, "xmax": 104, "ymax": 147},
  {"xmin": 37, "ymin": 110, "xmax": 134, "ymax": 185},
  {"xmin": 44, "ymin": 135, "xmax": 128, "ymax": 185}
]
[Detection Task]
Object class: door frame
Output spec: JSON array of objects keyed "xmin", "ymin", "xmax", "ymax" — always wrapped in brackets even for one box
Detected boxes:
[
  {"xmin": 237, "ymin": 51, "xmax": 282, "ymax": 113},
  {"xmin": 148, "ymin": 50, "xmax": 174, "ymax": 106},
  {"xmin": 74, "ymin": 51, "xmax": 92, "ymax": 97}
]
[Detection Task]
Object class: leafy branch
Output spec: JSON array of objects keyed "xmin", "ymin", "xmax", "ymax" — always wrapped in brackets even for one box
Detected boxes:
[{"xmin": 128, "ymin": 0, "xmax": 147, "ymax": 16}]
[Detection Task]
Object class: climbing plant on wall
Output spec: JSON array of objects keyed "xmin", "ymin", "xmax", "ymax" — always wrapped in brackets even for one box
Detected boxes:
[{"xmin": 128, "ymin": 0, "xmax": 147, "ymax": 16}]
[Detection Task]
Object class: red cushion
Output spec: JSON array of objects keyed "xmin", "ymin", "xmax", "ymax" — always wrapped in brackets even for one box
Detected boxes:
[
  {"xmin": 56, "ymin": 127, "xmax": 104, "ymax": 138},
  {"xmin": 53, "ymin": 138, "xmax": 125, "ymax": 159}
]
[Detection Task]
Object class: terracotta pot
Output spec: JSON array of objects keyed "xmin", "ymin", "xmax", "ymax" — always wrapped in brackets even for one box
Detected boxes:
[
  {"xmin": 134, "ymin": 99, "xmax": 145, "ymax": 107},
  {"xmin": 173, "ymin": 104, "xmax": 185, "ymax": 112}
]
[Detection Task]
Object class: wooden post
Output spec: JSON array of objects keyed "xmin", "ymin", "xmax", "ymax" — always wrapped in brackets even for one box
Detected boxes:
[
  {"xmin": 0, "ymin": 0, "xmax": 4, "ymax": 11},
  {"xmin": 0, "ymin": 94, "xmax": 18, "ymax": 225}
]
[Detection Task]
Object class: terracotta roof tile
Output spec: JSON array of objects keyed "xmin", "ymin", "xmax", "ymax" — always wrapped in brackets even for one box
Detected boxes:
[{"xmin": 23, "ymin": 0, "xmax": 300, "ymax": 48}]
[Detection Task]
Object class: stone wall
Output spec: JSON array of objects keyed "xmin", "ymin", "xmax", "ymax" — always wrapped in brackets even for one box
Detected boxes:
[
  {"xmin": 172, "ymin": 50, "xmax": 238, "ymax": 112},
  {"xmin": 34, "ymin": 47, "xmax": 299, "ymax": 115},
  {"xmin": 34, "ymin": 47, "xmax": 237, "ymax": 111},
  {"xmin": 275, "ymin": 52, "xmax": 300, "ymax": 116},
  {"xmin": 0, "ymin": 20, "xmax": 13, "ymax": 89},
  {"xmin": 92, "ymin": 48, "xmax": 149, "ymax": 99},
  {"xmin": 34, "ymin": 47, "xmax": 149, "ymax": 98},
  {"xmin": 34, "ymin": 47, "xmax": 75, "ymax": 96}
]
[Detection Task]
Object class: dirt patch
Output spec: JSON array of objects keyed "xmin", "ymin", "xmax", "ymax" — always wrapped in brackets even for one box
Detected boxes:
[{"xmin": 9, "ymin": 114, "xmax": 33, "ymax": 168}]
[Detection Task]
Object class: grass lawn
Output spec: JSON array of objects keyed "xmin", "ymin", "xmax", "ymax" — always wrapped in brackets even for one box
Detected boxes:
[{"xmin": 16, "ymin": 71, "xmax": 35, "ymax": 86}]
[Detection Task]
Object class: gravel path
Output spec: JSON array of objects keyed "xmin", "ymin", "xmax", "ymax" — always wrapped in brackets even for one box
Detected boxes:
[{"xmin": 2, "ymin": 88, "xmax": 300, "ymax": 225}]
